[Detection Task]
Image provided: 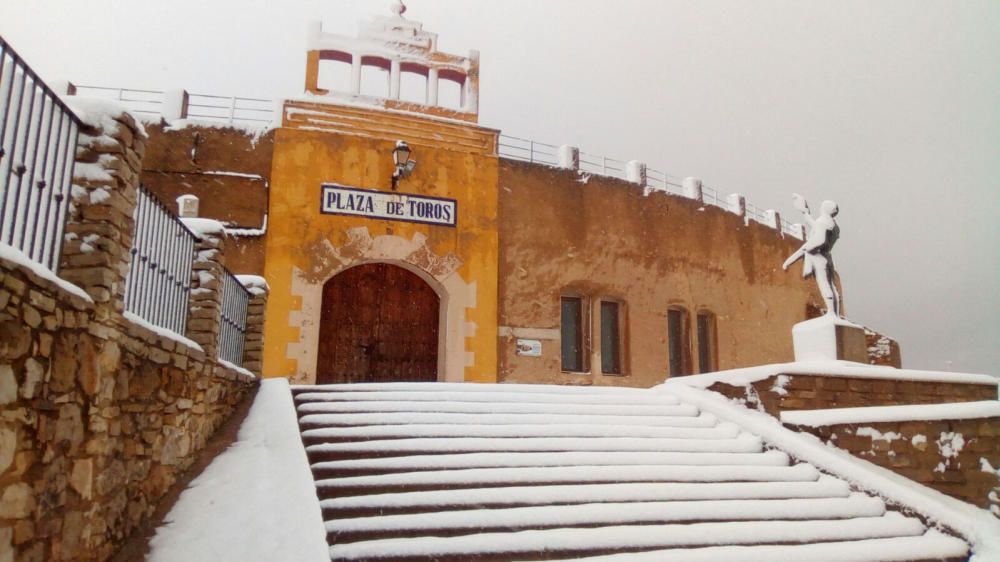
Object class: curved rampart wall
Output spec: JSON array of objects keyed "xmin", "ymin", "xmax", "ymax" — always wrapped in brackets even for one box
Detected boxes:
[{"xmin": 498, "ymin": 158, "xmax": 822, "ymax": 387}]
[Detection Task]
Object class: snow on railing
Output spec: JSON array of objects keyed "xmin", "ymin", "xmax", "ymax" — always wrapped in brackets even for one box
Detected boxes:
[
  {"xmin": 70, "ymin": 85, "xmax": 274, "ymax": 127},
  {"xmin": 0, "ymin": 35, "xmax": 82, "ymax": 272},
  {"xmin": 497, "ymin": 133, "xmax": 803, "ymax": 239},
  {"xmin": 218, "ymin": 268, "xmax": 250, "ymax": 367},
  {"xmin": 123, "ymin": 186, "xmax": 197, "ymax": 336}
]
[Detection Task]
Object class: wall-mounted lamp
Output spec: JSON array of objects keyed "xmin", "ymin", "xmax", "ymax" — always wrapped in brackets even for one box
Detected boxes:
[{"xmin": 391, "ymin": 140, "xmax": 416, "ymax": 190}]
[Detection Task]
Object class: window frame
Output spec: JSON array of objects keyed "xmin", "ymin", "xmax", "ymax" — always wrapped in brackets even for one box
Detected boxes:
[
  {"xmin": 598, "ymin": 299, "xmax": 626, "ymax": 376},
  {"xmin": 696, "ymin": 310, "xmax": 717, "ymax": 374},
  {"xmin": 667, "ymin": 306, "xmax": 692, "ymax": 377},
  {"xmin": 559, "ymin": 294, "xmax": 590, "ymax": 374}
]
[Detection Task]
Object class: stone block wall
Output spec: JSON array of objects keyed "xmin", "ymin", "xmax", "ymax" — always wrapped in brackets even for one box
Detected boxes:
[
  {"xmin": 709, "ymin": 373, "xmax": 998, "ymax": 417},
  {"xmin": 790, "ymin": 418, "xmax": 1000, "ymax": 513},
  {"xmin": 0, "ymin": 257, "xmax": 255, "ymax": 561}
]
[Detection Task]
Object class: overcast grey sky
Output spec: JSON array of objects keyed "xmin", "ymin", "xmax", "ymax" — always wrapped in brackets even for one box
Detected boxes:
[{"xmin": 2, "ymin": 0, "xmax": 997, "ymax": 374}]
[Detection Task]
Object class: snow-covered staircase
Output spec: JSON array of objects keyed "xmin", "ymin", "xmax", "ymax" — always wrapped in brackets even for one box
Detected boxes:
[{"xmin": 292, "ymin": 383, "xmax": 969, "ymax": 562}]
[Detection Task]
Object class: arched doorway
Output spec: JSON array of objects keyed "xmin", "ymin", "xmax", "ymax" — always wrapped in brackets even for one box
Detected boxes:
[{"xmin": 315, "ymin": 263, "xmax": 440, "ymax": 384}]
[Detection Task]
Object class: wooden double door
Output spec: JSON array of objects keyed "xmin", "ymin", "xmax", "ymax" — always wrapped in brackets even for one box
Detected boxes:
[{"xmin": 316, "ymin": 263, "xmax": 439, "ymax": 384}]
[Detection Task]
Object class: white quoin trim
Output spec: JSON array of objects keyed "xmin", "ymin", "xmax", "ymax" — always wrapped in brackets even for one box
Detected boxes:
[
  {"xmin": 682, "ymin": 177, "xmax": 703, "ymax": 202},
  {"xmin": 626, "ymin": 160, "xmax": 647, "ymax": 186},
  {"xmin": 727, "ymin": 193, "xmax": 746, "ymax": 216},
  {"xmin": 558, "ymin": 145, "xmax": 580, "ymax": 171}
]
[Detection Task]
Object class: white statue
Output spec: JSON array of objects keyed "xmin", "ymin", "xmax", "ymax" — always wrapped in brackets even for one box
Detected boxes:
[{"xmin": 782, "ymin": 194, "xmax": 841, "ymax": 317}]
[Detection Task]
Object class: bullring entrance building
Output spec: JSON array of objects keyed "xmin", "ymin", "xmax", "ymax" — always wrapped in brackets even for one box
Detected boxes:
[{"xmin": 135, "ymin": 6, "xmax": 891, "ymax": 387}]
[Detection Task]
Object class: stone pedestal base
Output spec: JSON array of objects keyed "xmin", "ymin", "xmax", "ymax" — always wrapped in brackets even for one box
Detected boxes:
[{"xmin": 792, "ymin": 314, "xmax": 868, "ymax": 363}]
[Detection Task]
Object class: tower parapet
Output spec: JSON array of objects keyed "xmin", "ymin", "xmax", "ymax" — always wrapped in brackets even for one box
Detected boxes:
[{"xmin": 304, "ymin": 1, "xmax": 480, "ymax": 123}]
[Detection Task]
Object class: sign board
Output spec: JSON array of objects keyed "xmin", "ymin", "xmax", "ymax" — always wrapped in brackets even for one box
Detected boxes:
[
  {"xmin": 320, "ymin": 184, "xmax": 457, "ymax": 227},
  {"xmin": 515, "ymin": 339, "xmax": 542, "ymax": 357}
]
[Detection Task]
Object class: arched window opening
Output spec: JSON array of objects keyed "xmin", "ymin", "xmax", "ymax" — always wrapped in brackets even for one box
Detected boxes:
[
  {"xmin": 399, "ymin": 63, "xmax": 429, "ymax": 104},
  {"xmin": 317, "ymin": 54, "xmax": 352, "ymax": 94},
  {"xmin": 696, "ymin": 310, "xmax": 717, "ymax": 374},
  {"xmin": 667, "ymin": 307, "xmax": 691, "ymax": 377},
  {"xmin": 359, "ymin": 55, "xmax": 391, "ymax": 98},
  {"xmin": 437, "ymin": 69, "xmax": 465, "ymax": 110}
]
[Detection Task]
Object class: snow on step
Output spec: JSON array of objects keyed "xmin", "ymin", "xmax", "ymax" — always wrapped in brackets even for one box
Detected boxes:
[
  {"xmin": 316, "ymin": 463, "xmax": 820, "ymax": 491},
  {"xmin": 293, "ymin": 382, "xmax": 653, "ymax": 394},
  {"xmin": 312, "ymin": 450, "xmax": 792, "ymax": 475},
  {"xmin": 301, "ymin": 421, "xmax": 742, "ymax": 441},
  {"xmin": 327, "ymin": 512, "xmax": 926, "ymax": 560},
  {"xmin": 567, "ymin": 531, "xmax": 969, "ymax": 562},
  {"xmin": 297, "ymin": 399, "xmax": 699, "ymax": 417},
  {"xmin": 320, "ymin": 475, "xmax": 853, "ymax": 512},
  {"xmin": 306, "ymin": 433, "xmax": 762, "ymax": 455},
  {"xmin": 326, "ymin": 493, "xmax": 886, "ymax": 536},
  {"xmin": 299, "ymin": 411, "xmax": 718, "ymax": 428},
  {"xmin": 295, "ymin": 390, "xmax": 681, "ymax": 406}
]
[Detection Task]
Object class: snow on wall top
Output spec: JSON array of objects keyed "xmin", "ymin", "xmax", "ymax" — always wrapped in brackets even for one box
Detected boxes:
[
  {"xmin": 781, "ymin": 401, "xmax": 1000, "ymax": 427},
  {"xmin": 64, "ymin": 97, "xmax": 147, "ymax": 138},
  {"xmin": 674, "ymin": 360, "xmax": 999, "ymax": 389}
]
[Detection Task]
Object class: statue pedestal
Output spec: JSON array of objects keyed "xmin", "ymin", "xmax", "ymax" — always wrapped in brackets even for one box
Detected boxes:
[{"xmin": 792, "ymin": 314, "xmax": 867, "ymax": 363}]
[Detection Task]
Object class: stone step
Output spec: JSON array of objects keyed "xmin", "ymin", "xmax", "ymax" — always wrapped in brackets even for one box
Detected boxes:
[
  {"xmin": 325, "ymin": 513, "xmax": 927, "ymax": 561},
  {"xmin": 294, "ymin": 389, "xmax": 682, "ymax": 406},
  {"xmin": 324, "ymin": 494, "xmax": 886, "ymax": 543},
  {"xmin": 292, "ymin": 382, "xmax": 654, "ymax": 396},
  {"xmin": 310, "ymin": 450, "xmax": 791, "ymax": 479},
  {"xmin": 299, "ymin": 411, "xmax": 719, "ymax": 429},
  {"xmin": 305, "ymin": 434, "xmax": 763, "ymax": 463},
  {"xmin": 314, "ymin": 463, "xmax": 820, "ymax": 500},
  {"xmin": 299, "ymin": 421, "xmax": 741, "ymax": 445},
  {"xmin": 296, "ymin": 400, "xmax": 700, "ymax": 418},
  {"xmin": 320, "ymin": 476, "xmax": 853, "ymax": 518}
]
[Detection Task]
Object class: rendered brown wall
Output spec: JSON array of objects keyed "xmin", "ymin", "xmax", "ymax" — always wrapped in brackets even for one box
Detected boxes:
[
  {"xmin": 497, "ymin": 160, "xmax": 820, "ymax": 388},
  {"xmin": 139, "ymin": 123, "xmax": 273, "ymax": 276}
]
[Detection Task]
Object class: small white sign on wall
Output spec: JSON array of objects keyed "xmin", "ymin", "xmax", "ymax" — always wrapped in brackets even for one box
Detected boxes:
[{"xmin": 516, "ymin": 339, "xmax": 542, "ymax": 357}]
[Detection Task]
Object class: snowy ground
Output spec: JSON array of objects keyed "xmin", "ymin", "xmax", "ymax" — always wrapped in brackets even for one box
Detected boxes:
[{"xmin": 147, "ymin": 378, "xmax": 328, "ymax": 562}]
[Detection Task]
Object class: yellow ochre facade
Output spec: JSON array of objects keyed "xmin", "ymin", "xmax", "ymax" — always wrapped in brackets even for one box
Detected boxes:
[{"xmin": 262, "ymin": 101, "xmax": 500, "ymax": 383}]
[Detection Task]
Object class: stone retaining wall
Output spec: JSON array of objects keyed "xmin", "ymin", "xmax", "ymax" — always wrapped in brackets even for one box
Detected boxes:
[
  {"xmin": 709, "ymin": 373, "xmax": 998, "ymax": 416},
  {"xmin": 789, "ymin": 418, "xmax": 1000, "ymax": 513},
  {"xmin": 0, "ymin": 254, "xmax": 256, "ymax": 561}
]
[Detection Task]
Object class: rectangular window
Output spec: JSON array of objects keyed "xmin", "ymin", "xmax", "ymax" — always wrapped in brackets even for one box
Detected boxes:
[
  {"xmin": 560, "ymin": 296, "xmax": 585, "ymax": 372},
  {"xmin": 600, "ymin": 301, "xmax": 622, "ymax": 375},
  {"xmin": 697, "ymin": 312, "xmax": 716, "ymax": 374},
  {"xmin": 667, "ymin": 308, "xmax": 690, "ymax": 376}
]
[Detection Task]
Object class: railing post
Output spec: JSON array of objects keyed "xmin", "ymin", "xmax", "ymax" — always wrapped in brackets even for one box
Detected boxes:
[
  {"xmin": 557, "ymin": 145, "xmax": 579, "ymax": 171},
  {"xmin": 626, "ymin": 160, "xmax": 647, "ymax": 187},
  {"xmin": 59, "ymin": 100, "xmax": 146, "ymax": 311},
  {"xmin": 682, "ymin": 177, "xmax": 703, "ymax": 203},
  {"xmin": 727, "ymin": 193, "xmax": 746, "ymax": 217},
  {"xmin": 162, "ymin": 89, "xmax": 189, "ymax": 122},
  {"xmin": 764, "ymin": 209, "xmax": 782, "ymax": 231},
  {"xmin": 791, "ymin": 223, "xmax": 806, "ymax": 240},
  {"xmin": 180, "ymin": 218, "xmax": 227, "ymax": 360},
  {"xmin": 236, "ymin": 275, "xmax": 269, "ymax": 376}
]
